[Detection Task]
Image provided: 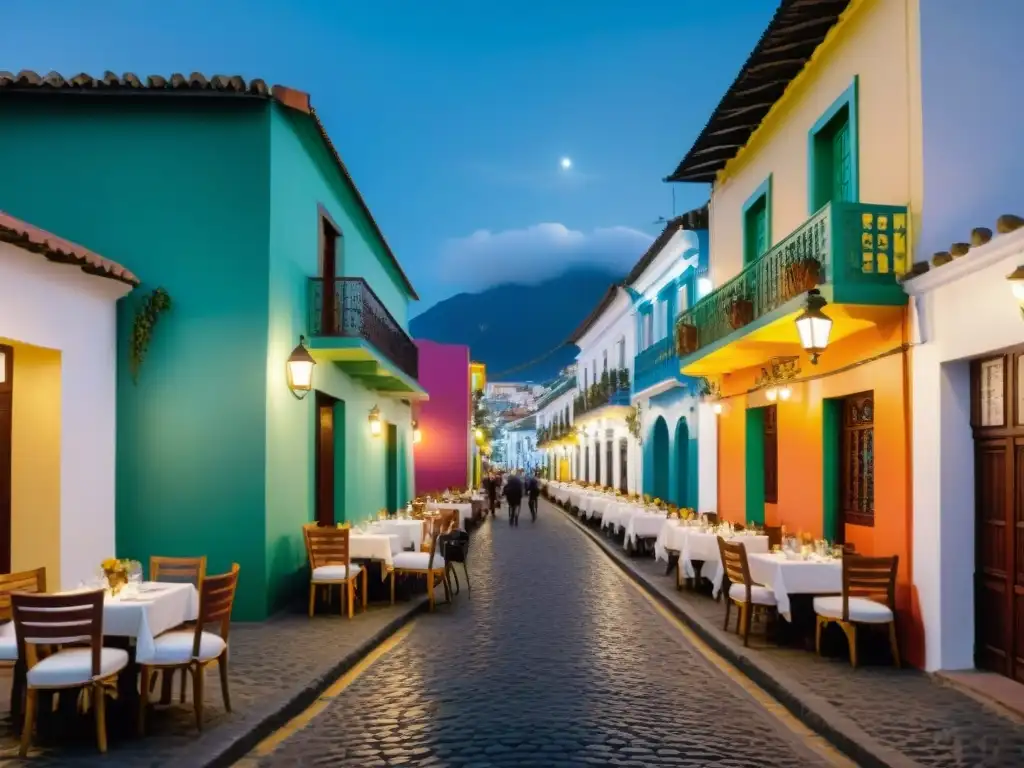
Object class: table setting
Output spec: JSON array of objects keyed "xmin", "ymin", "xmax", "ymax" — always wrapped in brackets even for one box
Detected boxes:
[{"xmin": 746, "ymin": 537, "xmax": 844, "ymax": 620}]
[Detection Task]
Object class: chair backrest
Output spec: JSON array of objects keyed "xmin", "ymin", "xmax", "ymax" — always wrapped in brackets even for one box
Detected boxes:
[
  {"xmin": 842, "ymin": 554, "xmax": 898, "ymax": 621},
  {"xmin": 194, "ymin": 563, "xmax": 240, "ymax": 650},
  {"xmin": 763, "ymin": 525, "xmax": 783, "ymax": 550},
  {"xmin": 12, "ymin": 590, "xmax": 105, "ymax": 674},
  {"xmin": 732, "ymin": 522, "xmax": 745, "ymax": 532},
  {"xmin": 704, "ymin": 512, "xmax": 719, "ymax": 525},
  {"xmin": 150, "ymin": 556, "xmax": 207, "ymax": 587},
  {"xmin": 437, "ymin": 508, "xmax": 459, "ymax": 532},
  {"xmin": 717, "ymin": 536, "xmax": 753, "ymax": 602},
  {"xmin": 304, "ymin": 525, "xmax": 352, "ymax": 570},
  {"xmin": 0, "ymin": 567, "xmax": 47, "ymax": 622}
]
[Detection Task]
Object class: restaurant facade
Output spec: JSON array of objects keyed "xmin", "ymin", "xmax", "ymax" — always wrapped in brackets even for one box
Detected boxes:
[{"xmin": 0, "ymin": 71, "xmax": 426, "ymax": 619}]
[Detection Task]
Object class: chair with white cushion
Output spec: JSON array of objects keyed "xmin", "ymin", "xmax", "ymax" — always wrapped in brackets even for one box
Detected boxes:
[
  {"xmin": 391, "ymin": 516, "xmax": 452, "ymax": 612},
  {"xmin": 0, "ymin": 568, "xmax": 47, "ymax": 729},
  {"xmin": 717, "ymin": 536, "xmax": 777, "ymax": 647},
  {"xmin": 13, "ymin": 589, "xmax": 126, "ymax": 756},
  {"xmin": 814, "ymin": 554, "xmax": 900, "ymax": 669},
  {"xmin": 138, "ymin": 563, "xmax": 239, "ymax": 734},
  {"xmin": 304, "ymin": 524, "xmax": 366, "ymax": 618}
]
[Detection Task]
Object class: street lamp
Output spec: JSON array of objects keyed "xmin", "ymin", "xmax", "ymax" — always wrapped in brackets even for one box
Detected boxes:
[
  {"xmin": 795, "ymin": 289, "xmax": 833, "ymax": 364},
  {"xmin": 412, "ymin": 419, "xmax": 422, "ymax": 444},
  {"xmin": 285, "ymin": 336, "xmax": 316, "ymax": 399},
  {"xmin": 1007, "ymin": 266, "xmax": 1024, "ymax": 317}
]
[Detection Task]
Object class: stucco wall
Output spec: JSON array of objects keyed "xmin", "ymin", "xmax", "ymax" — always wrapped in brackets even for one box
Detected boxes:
[
  {"xmin": 907, "ymin": 228, "xmax": 1024, "ymax": 671},
  {"xmin": 0, "ymin": 95, "xmax": 274, "ymax": 619},
  {"xmin": 0, "ymin": 244, "xmax": 129, "ymax": 589},
  {"xmin": 709, "ymin": 0, "xmax": 916, "ymax": 287},
  {"xmin": 264, "ymin": 104, "xmax": 415, "ymax": 612},
  {"xmin": 413, "ymin": 339, "xmax": 471, "ymax": 494},
  {"xmin": 918, "ymin": 0, "xmax": 1024, "ymax": 261}
]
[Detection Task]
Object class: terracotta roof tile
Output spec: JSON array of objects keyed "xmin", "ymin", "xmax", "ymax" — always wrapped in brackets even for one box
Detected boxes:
[
  {"xmin": 0, "ymin": 211, "xmax": 139, "ymax": 285},
  {"xmin": 0, "ymin": 70, "xmax": 418, "ymax": 300}
]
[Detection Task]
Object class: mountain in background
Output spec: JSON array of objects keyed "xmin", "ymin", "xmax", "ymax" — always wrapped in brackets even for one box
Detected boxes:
[{"xmin": 410, "ymin": 267, "xmax": 621, "ymax": 384}]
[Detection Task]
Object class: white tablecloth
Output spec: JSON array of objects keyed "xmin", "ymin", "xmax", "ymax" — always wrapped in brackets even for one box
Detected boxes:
[
  {"xmin": 350, "ymin": 533, "xmax": 402, "ymax": 573},
  {"xmin": 426, "ymin": 502, "xmax": 473, "ymax": 530},
  {"xmin": 367, "ymin": 519, "xmax": 423, "ymax": 551},
  {"xmin": 683, "ymin": 533, "xmax": 770, "ymax": 595},
  {"xmin": 101, "ymin": 582, "xmax": 199, "ymax": 664},
  {"xmin": 746, "ymin": 552, "xmax": 843, "ymax": 621},
  {"xmin": 624, "ymin": 512, "xmax": 668, "ymax": 549}
]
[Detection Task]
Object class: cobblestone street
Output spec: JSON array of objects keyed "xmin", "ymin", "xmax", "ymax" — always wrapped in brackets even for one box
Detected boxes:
[{"xmin": 246, "ymin": 499, "xmax": 838, "ymax": 767}]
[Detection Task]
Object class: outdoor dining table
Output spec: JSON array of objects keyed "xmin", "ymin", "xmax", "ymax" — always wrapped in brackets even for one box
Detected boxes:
[
  {"xmin": 624, "ymin": 510, "xmax": 668, "ymax": 550},
  {"xmin": 681, "ymin": 531, "xmax": 770, "ymax": 595},
  {"xmin": 426, "ymin": 501, "xmax": 473, "ymax": 530},
  {"xmin": 349, "ymin": 532, "xmax": 403, "ymax": 576},
  {"xmin": 746, "ymin": 551, "xmax": 843, "ymax": 621},
  {"xmin": 367, "ymin": 519, "xmax": 423, "ymax": 551}
]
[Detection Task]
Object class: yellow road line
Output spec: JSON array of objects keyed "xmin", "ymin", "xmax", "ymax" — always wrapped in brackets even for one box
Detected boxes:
[
  {"xmin": 620, "ymin": 568, "xmax": 857, "ymax": 767},
  {"xmin": 234, "ymin": 621, "xmax": 415, "ymax": 765}
]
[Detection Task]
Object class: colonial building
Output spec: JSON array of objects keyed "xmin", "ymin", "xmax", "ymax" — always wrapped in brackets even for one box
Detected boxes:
[
  {"xmin": 413, "ymin": 339, "xmax": 472, "ymax": 495},
  {"xmin": 535, "ymin": 367, "xmax": 578, "ymax": 481},
  {"xmin": 0, "ymin": 71, "xmax": 427, "ymax": 619},
  {"xmin": 0, "ymin": 212, "xmax": 137, "ymax": 588},
  {"xmin": 569, "ymin": 287, "xmax": 638, "ymax": 493},
  {"xmin": 666, "ymin": 1, "xmax": 917, "ymax": 659},
  {"xmin": 627, "ymin": 206, "xmax": 716, "ymax": 510}
]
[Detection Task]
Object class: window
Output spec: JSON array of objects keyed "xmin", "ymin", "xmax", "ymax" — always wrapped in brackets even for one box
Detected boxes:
[
  {"xmin": 742, "ymin": 176, "xmax": 772, "ymax": 266},
  {"xmin": 809, "ymin": 78, "xmax": 858, "ymax": 212},
  {"xmin": 643, "ymin": 312, "xmax": 653, "ymax": 351},
  {"xmin": 840, "ymin": 392, "xmax": 874, "ymax": 527},
  {"xmin": 584, "ymin": 368, "xmax": 589, "ymax": 391},
  {"xmin": 763, "ymin": 405, "xmax": 778, "ymax": 503},
  {"xmin": 617, "ymin": 337, "xmax": 626, "ymax": 368},
  {"xmin": 318, "ymin": 208, "xmax": 342, "ymax": 333},
  {"xmin": 602, "ymin": 350, "xmax": 608, "ymax": 372},
  {"xmin": 677, "ymin": 281, "xmax": 689, "ymax": 317}
]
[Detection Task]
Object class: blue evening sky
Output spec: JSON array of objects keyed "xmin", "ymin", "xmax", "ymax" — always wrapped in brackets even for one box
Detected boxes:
[{"xmin": 0, "ymin": 1, "xmax": 777, "ymax": 314}]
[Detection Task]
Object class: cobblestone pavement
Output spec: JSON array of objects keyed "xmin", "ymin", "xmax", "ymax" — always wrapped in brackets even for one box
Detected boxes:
[
  {"xmin": 0, "ymin": 598, "xmax": 422, "ymax": 766},
  {"xmin": 249, "ymin": 500, "xmax": 837, "ymax": 767},
  {"xmin": 574, "ymin": 508, "xmax": 1024, "ymax": 768}
]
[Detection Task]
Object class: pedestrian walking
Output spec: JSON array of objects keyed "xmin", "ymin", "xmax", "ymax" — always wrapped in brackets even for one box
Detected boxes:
[
  {"xmin": 525, "ymin": 471, "xmax": 540, "ymax": 522},
  {"xmin": 485, "ymin": 472, "xmax": 499, "ymax": 516},
  {"xmin": 503, "ymin": 471, "xmax": 524, "ymax": 526}
]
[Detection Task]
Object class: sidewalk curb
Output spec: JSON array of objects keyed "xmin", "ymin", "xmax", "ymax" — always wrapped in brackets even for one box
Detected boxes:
[
  {"xmin": 549, "ymin": 496, "xmax": 918, "ymax": 768},
  {"xmin": 184, "ymin": 597, "xmax": 429, "ymax": 768}
]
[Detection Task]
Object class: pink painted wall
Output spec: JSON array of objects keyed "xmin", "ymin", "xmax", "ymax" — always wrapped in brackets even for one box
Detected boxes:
[{"xmin": 413, "ymin": 339, "xmax": 471, "ymax": 495}]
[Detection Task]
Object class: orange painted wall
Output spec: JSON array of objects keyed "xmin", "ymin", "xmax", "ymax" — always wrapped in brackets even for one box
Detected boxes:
[{"xmin": 715, "ymin": 309, "xmax": 922, "ymax": 665}]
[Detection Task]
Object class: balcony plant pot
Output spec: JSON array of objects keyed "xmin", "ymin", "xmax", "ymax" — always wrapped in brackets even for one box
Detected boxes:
[
  {"xmin": 785, "ymin": 257, "xmax": 821, "ymax": 298},
  {"xmin": 676, "ymin": 322, "xmax": 698, "ymax": 355},
  {"xmin": 727, "ymin": 297, "xmax": 754, "ymax": 330}
]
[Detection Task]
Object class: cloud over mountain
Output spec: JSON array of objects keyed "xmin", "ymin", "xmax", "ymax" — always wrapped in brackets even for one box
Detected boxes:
[{"xmin": 436, "ymin": 223, "xmax": 653, "ymax": 292}]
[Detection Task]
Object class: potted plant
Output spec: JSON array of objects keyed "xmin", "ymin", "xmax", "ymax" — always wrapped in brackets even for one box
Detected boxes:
[
  {"xmin": 676, "ymin": 321, "xmax": 698, "ymax": 355},
  {"xmin": 785, "ymin": 256, "xmax": 821, "ymax": 298},
  {"xmin": 727, "ymin": 293, "xmax": 754, "ymax": 329}
]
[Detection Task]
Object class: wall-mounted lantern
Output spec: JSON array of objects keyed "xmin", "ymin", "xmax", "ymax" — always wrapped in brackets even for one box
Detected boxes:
[
  {"xmin": 286, "ymin": 336, "xmax": 316, "ymax": 399},
  {"xmin": 412, "ymin": 419, "xmax": 422, "ymax": 444},
  {"xmin": 475, "ymin": 428, "xmax": 484, "ymax": 441},
  {"xmin": 764, "ymin": 385, "xmax": 792, "ymax": 402},
  {"xmin": 1007, "ymin": 266, "xmax": 1024, "ymax": 317},
  {"xmin": 795, "ymin": 289, "xmax": 833, "ymax": 364},
  {"xmin": 369, "ymin": 405, "xmax": 382, "ymax": 436}
]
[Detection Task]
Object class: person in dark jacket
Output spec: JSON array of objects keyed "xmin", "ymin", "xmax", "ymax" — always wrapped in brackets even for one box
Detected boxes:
[
  {"xmin": 503, "ymin": 471, "xmax": 524, "ymax": 526},
  {"xmin": 525, "ymin": 472, "xmax": 540, "ymax": 521},
  {"xmin": 485, "ymin": 472, "xmax": 499, "ymax": 515}
]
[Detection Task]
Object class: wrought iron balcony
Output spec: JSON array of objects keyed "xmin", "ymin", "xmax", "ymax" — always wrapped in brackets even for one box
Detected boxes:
[
  {"xmin": 633, "ymin": 337, "xmax": 684, "ymax": 395},
  {"xmin": 573, "ymin": 368, "xmax": 631, "ymax": 419},
  {"xmin": 308, "ymin": 277, "xmax": 419, "ymax": 380},
  {"xmin": 674, "ymin": 201, "xmax": 907, "ymax": 362}
]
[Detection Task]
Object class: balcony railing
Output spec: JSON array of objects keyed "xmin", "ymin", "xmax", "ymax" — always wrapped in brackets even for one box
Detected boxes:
[
  {"xmin": 674, "ymin": 201, "xmax": 907, "ymax": 359},
  {"xmin": 574, "ymin": 368, "xmax": 631, "ymax": 418},
  {"xmin": 537, "ymin": 422, "xmax": 573, "ymax": 446},
  {"xmin": 309, "ymin": 277, "xmax": 419, "ymax": 380},
  {"xmin": 633, "ymin": 337, "xmax": 681, "ymax": 394}
]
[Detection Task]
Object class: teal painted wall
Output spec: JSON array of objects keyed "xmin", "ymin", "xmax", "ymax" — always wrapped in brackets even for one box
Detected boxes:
[
  {"xmin": 264, "ymin": 104, "xmax": 414, "ymax": 612},
  {"xmin": 0, "ymin": 96, "xmax": 272, "ymax": 619}
]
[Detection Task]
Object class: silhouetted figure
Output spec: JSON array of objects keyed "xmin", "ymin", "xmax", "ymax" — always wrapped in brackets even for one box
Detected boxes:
[
  {"xmin": 504, "ymin": 472, "xmax": 524, "ymax": 526},
  {"xmin": 526, "ymin": 473, "xmax": 540, "ymax": 522}
]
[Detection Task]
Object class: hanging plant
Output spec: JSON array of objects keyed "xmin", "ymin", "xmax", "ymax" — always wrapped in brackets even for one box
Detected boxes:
[
  {"xmin": 625, "ymin": 404, "xmax": 643, "ymax": 443},
  {"xmin": 129, "ymin": 287, "xmax": 172, "ymax": 383}
]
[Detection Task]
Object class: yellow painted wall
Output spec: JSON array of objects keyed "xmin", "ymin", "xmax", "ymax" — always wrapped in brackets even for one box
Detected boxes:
[
  {"xmin": 709, "ymin": 0, "xmax": 919, "ymax": 287},
  {"xmin": 5, "ymin": 341, "xmax": 61, "ymax": 585}
]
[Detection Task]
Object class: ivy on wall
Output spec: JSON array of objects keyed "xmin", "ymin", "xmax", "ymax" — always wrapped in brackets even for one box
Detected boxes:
[{"xmin": 129, "ymin": 287, "xmax": 172, "ymax": 383}]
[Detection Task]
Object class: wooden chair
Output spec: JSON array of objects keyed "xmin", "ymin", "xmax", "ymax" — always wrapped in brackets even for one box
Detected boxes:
[
  {"xmin": 763, "ymin": 525, "xmax": 783, "ymax": 550},
  {"xmin": 0, "ymin": 568, "xmax": 47, "ymax": 727},
  {"xmin": 391, "ymin": 516, "xmax": 452, "ymax": 612},
  {"xmin": 148, "ymin": 556, "xmax": 207, "ymax": 703},
  {"xmin": 814, "ymin": 554, "xmax": 900, "ymax": 668},
  {"xmin": 138, "ymin": 563, "xmax": 239, "ymax": 734},
  {"xmin": 13, "ymin": 589, "xmax": 127, "ymax": 756},
  {"xmin": 703, "ymin": 512, "xmax": 719, "ymax": 525},
  {"xmin": 717, "ymin": 537, "xmax": 777, "ymax": 647},
  {"xmin": 437, "ymin": 508, "xmax": 460, "ymax": 535},
  {"xmin": 304, "ymin": 524, "xmax": 366, "ymax": 618}
]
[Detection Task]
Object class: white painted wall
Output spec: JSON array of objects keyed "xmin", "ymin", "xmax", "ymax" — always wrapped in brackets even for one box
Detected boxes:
[
  {"xmin": 906, "ymin": 227, "xmax": 1024, "ymax": 671},
  {"xmin": 576, "ymin": 289, "xmax": 635, "ymax": 395},
  {"xmin": 0, "ymin": 243, "xmax": 132, "ymax": 589}
]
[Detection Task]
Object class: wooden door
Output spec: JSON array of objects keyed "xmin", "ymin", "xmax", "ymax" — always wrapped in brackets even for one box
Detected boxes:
[
  {"xmin": 972, "ymin": 352, "xmax": 1024, "ymax": 680},
  {"xmin": 619, "ymin": 438, "xmax": 628, "ymax": 494},
  {"xmin": 315, "ymin": 392, "xmax": 336, "ymax": 527},
  {"xmin": 386, "ymin": 423, "xmax": 398, "ymax": 514},
  {"xmin": 318, "ymin": 212, "xmax": 340, "ymax": 335},
  {"xmin": 594, "ymin": 441, "xmax": 602, "ymax": 486},
  {"xmin": 0, "ymin": 345, "xmax": 12, "ymax": 572},
  {"xmin": 605, "ymin": 441, "xmax": 613, "ymax": 490},
  {"xmin": 831, "ymin": 118, "xmax": 853, "ymax": 203}
]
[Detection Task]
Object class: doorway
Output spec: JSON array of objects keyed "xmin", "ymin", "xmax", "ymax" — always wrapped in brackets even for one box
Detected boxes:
[
  {"xmin": 594, "ymin": 440, "xmax": 602, "ymax": 486},
  {"xmin": 651, "ymin": 416, "xmax": 670, "ymax": 500},
  {"xmin": 618, "ymin": 438, "xmax": 628, "ymax": 493},
  {"xmin": 0, "ymin": 345, "xmax": 12, "ymax": 572},
  {"xmin": 386, "ymin": 422, "xmax": 398, "ymax": 514},
  {"xmin": 314, "ymin": 392, "xmax": 341, "ymax": 526},
  {"xmin": 972, "ymin": 351, "xmax": 1024, "ymax": 680},
  {"xmin": 605, "ymin": 439, "xmax": 613, "ymax": 491},
  {"xmin": 675, "ymin": 417, "xmax": 690, "ymax": 507}
]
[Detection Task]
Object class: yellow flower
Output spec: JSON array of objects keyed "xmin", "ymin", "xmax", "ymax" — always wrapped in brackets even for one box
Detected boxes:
[{"xmin": 101, "ymin": 558, "xmax": 117, "ymax": 570}]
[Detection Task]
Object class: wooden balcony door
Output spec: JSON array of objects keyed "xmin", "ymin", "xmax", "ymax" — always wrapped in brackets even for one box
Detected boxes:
[
  {"xmin": 0, "ymin": 345, "xmax": 12, "ymax": 572},
  {"xmin": 972, "ymin": 351, "xmax": 1024, "ymax": 681},
  {"xmin": 318, "ymin": 209, "xmax": 341, "ymax": 335}
]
